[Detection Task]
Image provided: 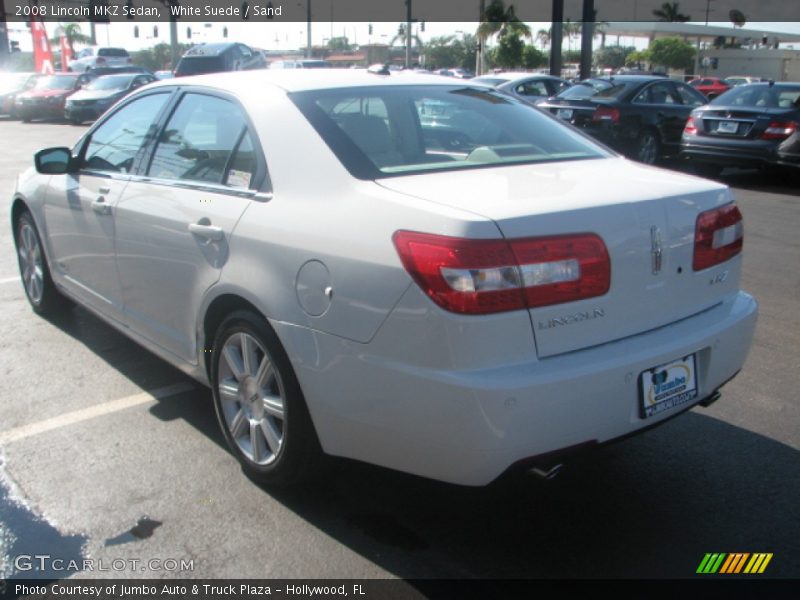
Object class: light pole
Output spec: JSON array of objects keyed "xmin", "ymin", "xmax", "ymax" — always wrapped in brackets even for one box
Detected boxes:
[{"xmin": 306, "ymin": 0, "xmax": 312, "ymax": 59}]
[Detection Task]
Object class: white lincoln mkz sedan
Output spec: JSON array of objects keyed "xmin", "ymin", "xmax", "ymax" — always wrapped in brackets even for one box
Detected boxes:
[{"xmin": 12, "ymin": 71, "xmax": 757, "ymax": 486}]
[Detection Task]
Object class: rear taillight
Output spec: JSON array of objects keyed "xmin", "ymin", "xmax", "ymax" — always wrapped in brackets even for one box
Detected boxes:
[
  {"xmin": 393, "ymin": 231, "xmax": 610, "ymax": 315},
  {"xmin": 761, "ymin": 121, "xmax": 797, "ymax": 140},
  {"xmin": 684, "ymin": 116, "xmax": 698, "ymax": 136},
  {"xmin": 592, "ymin": 106, "xmax": 620, "ymax": 124},
  {"xmin": 693, "ymin": 204, "xmax": 743, "ymax": 271}
]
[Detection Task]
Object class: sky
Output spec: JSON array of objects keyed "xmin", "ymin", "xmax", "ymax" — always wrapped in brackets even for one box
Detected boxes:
[{"xmin": 6, "ymin": 20, "xmax": 800, "ymax": 54}]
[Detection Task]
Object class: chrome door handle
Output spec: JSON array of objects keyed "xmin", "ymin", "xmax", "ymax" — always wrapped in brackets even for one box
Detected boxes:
[
  {"xmin": 188, "ymin": 222, "xmax": 224, "ymax": 242},
  {"xmin": 91, "ymin": 198, "xmax": 111, "ymax": 215}
]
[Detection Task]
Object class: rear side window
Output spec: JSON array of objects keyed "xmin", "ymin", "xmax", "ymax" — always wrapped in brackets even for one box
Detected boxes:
[
  {"xmin": 711, "ymin": 85, "xmax": 800, "ymax": 108},
  {"xmin": 82, "ymin": 93, "xmax": 170, "ymax": 173},
  {"xmin": 515, "ymin": 80, "xmax": 548, "ymax": 96},
  {"xmin": 292, "ymin": 85, "xmax": 609, "ymax": 179},
  {"xmin": 675, "ymin": 83, "xmax": 707, "ymax": 106},
  {"xmin": 147, "ymin": 93, "xmax": 250, "ymax": 185}
]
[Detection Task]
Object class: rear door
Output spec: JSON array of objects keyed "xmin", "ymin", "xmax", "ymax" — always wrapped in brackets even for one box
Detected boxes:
[
  {"xmin": 115, "ymin": 91, "xmax": 268, "ymax": 363},
  {"xmin": 631, "ymin": 81, "xmax": 689, "ymax": 147}
]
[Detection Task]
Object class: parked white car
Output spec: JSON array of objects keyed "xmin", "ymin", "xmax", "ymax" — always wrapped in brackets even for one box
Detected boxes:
[
  {"xmin": 68, "ymin": 47, "xmax": 132, "ymax": 72},
  {"xmin": 12, "ymin": 71, "xmax": 757, "ymax": 487}
]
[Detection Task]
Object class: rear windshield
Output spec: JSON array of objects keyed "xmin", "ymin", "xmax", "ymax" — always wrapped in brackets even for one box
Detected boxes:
[
  {"xmin": 471, "ymin": 77, "xmax": 506, "ymax": 87},
  {"xmin": 291, "ymin": 85, "xmax": 609, "ymax": 179},
  {"xmin": 557, "ymin": 80, "xmax": 608, "ymax": 99},
  {"xmin": 98, "ymin": 48, "xmax": 129, "ymax": 57},
  {"xmin": 711, "ymin": 85, "xmax": 800, "ymax": 109},
  {"xmin": 176, "ymin": 56, "xmax": 225, "ymax": 75}
]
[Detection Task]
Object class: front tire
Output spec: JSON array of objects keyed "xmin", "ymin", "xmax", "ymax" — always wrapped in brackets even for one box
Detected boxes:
[
  {"xmin": 635, "ymin": 129, "xmax": 660, "ymax": 165},
  {"xmin": 14, "ymin": 211, "xmax": 72, "ymax": 315},
  {"xmin": 211, "ymin": 310, "xmax": 321, "ymax": 486}
]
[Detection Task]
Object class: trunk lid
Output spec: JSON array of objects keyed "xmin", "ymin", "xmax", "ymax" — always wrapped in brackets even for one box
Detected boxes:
[{"xmin": 379, "ymin": 158, "xmax": 741, "ymax": 357}]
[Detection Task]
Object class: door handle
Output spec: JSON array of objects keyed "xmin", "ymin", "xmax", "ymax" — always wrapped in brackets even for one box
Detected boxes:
[
  {"xmin": 188, "ymin": 222, "xmax": 224, "ymax": 242},
  {"xmin": 91, "ymin": 197, "xmax": 111, "ymax": 215},
  {"xmin": 98, "ymin": 186, "xmax": 111, "ymax": 194}
]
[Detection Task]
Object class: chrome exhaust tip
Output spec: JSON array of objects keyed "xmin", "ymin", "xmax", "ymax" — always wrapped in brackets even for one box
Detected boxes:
[{"xmin": 528, "ymin": 463, "xmax": 564, "ymax": 481}]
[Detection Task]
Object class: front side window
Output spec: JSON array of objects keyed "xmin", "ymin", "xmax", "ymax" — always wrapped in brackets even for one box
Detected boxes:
[
  {"xmin": 82, "ymin": 93, "xmax": 169, "ymax": 173},
  {"xmin": 148, "ymin": 94, "xmax": 249, "ymax": 185},
  {"xmin": 635, "ymin": 82, "xmax": 676, "ymax": 105},
  {"xmin": 292, "ymin": 85, "xmax": 609, "ymax": 179}
]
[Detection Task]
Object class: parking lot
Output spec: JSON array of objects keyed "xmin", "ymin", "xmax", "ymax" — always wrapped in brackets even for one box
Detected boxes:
[{"xmin": 0, "ymin": 117, "xmax": 798, "ymax": 582}]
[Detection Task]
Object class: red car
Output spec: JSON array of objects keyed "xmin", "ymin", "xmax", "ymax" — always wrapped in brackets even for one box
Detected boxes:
[
  {"xmin": 14, "ymin": 73, "xmax": 82, "ymax": 122},
  {"xmin": 689, "ymin": 77, "xmax": 730, "ymax": 100}
]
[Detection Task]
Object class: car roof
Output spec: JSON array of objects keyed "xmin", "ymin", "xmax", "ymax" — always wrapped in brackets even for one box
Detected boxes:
[
  {"xmin": 476, "ymin": 72, "xmax": 558, "ymax": 81},
  {"xmin": 150, "ymin": 69, "xmax": 479, "ymax": 94},
  {"xmin": 183, "ymin": 43, "xmax": 239, "ymax": 57}
]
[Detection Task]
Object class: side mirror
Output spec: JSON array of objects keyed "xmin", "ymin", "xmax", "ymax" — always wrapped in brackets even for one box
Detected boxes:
[{"xmin": 34, "ymin": 147, "xmax": 74, "ymax": 175}]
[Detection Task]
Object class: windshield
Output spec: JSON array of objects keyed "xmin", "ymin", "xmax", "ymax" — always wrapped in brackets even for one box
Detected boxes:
[
  {"xmin": 34, "ymin": 75, "xmax": 77, "ymax": 91},
  {"xmin": 85, "ymin": 74, "xmax": 134, "ymax": 91},
  {"xmin": 176, "ymin": 56, "xmax": 224, "ymax": 75},
  {"xmin": 0, "ymin": 73, "xmax": 31, "ymax": 93},
  {"xmin": 711, "ymin": 85, "xmax": 800, "ymax": 108},
  {"xmin": 292, "ymin": 85, "xmax": 609, "ymax": 179},
  {"xmin": 555, "ymin": 79, "xmax": 611, "ymax": 99}
]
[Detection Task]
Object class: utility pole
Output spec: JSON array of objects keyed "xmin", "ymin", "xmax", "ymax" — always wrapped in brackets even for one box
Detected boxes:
[
  {"xmin": 306, "ymin": 0, "xmax": 312, "ymax": 58},
  {"xmin": 550, "ymin": 0, "xmax": 563, "ymax": 77},
  {"xmin": 0, "ymin": 0, "xmax": 9, "ymax": 70},
  {"xmin": 405, "ymin": 0, "xmax": 412, "ymax": 68},
  {"xmin": 579, "ymin": 0, "xmax": 594, "ymax": 80},
  {"xmin": 477, "ymin": 0, "xmax": 485, "ymax": 75}
]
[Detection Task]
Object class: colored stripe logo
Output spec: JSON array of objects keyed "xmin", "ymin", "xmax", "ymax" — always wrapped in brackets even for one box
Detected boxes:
[{"xmin": 697, "ymin": 553, "xmax": 773, "ymax": 574}]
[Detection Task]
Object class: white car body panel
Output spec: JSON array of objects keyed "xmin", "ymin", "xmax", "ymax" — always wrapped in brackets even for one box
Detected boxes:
[{"xmin": 12, "ymin": 71, "xmax": 758, "ymax": 485}]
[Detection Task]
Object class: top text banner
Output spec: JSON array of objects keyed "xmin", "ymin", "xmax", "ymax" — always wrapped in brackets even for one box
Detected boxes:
[{"xmin": 2, "ymin": 0, "xmax": 799, "ymax": 23}]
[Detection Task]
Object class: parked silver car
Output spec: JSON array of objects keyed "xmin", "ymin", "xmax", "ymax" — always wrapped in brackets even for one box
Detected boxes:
[
  {"xmin": 68, "ymin": 47, "xmax": 132, "ymax": 72},
  {"xmin": 12, "ymin": 71, "xmax": 757, "ymax": 487}
]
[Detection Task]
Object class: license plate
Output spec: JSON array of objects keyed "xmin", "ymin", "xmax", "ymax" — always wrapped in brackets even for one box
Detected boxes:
[
  {"xmin": 640, "ymin": 354, "xmax": 698, "ymax": 418},
  {"xmin": 557, "ymin": 108, "xmax": 573, "ymax": 120},
  {"xmin": 717, "ymin": 120, "xmax": 739, "ymax": 134}
]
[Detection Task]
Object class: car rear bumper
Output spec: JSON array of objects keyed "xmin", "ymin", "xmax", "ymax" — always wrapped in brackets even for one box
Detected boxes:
[
  {"xmin": 681, "ymin": 138, "xmax": 800, "ymax": 168},
  {"xmin": 275, "ymin": 289, "xmax": 758, "ymax": 486}
]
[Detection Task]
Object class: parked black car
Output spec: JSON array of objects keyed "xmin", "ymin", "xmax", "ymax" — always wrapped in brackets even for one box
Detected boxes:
[
  {"xmin": 537, "ymin": 75, "xmax": 708, "ymax": 164},
  {"xmin": 65, "ymin": 72, "xmax": 157, "ymax": 124},
  {"xmin": 680, "ymin": 82, "xmax": 800, "ymax": 175},
  {"xmin": 175, "ymin": 43, "xmax": 266, "ymax": 77}
]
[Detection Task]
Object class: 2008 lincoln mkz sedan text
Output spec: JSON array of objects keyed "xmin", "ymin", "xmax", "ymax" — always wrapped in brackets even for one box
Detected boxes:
[{"xmin": 11, "ymin": 71, "xmax": 757, "ymax": 486}]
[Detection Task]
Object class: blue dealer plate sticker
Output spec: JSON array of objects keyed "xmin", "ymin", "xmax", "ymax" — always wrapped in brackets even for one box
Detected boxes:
[{"xmin": 640, "ymin": 354, "xmax": 698, "ymax": 418}]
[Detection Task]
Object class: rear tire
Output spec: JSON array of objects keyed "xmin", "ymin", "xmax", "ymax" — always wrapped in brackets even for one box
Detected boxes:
[
  {"xmin": 635, "ymin": 129, "xmax": 660, "ymax": 165},
  {"xmin": 14, "ymin": 211, "xmax": 72, "ymax": 315},
  {"xmin": 211, "ymin": 310, "xmax": 322, "ymax": 487}
]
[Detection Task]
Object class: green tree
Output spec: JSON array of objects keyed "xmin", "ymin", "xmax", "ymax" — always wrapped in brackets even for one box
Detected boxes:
[
  {"xmin": 132, "ymin": 42, "xmax": 192, "ymax": 71},
  {"xmin": 327, "ymin": 37, "xmax": 351, "ymax": 53},
  {"xmin": 522, "ymin": 45, "xmax": 547, "ymax": 69},
  {"xmin": 593, "ymin": 46, "xmax": 636, "ymax": 70},
  {"xmin": 424, "ymin": 35, "xmax": 462, "ymax": 70},
  {"xmin": 492, "ymin": 31, "xmax": 524, "ymax": 68},
  {"xmin": 648, "ymin": 37, "xmax": 695, "ymax": 70},
  {"xmin": 625, "ymin": 49, "xmax": 651, "ymax": 69},
  {"xmin": 476, "ymin": 0, "xmax": 531, "ymax": 72},
  {"xmin": 49, "ymin": 23, "xmax": 92, "ymax": 54},
  {"xmin": 652, "ymin": 2, "xmax": 691, "ymax": 22}
]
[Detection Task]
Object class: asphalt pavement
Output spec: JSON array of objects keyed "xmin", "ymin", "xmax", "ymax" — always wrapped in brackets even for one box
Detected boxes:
[{"xmin": 0, "ymin": 117, "xmax": 797, "ymax": 584}]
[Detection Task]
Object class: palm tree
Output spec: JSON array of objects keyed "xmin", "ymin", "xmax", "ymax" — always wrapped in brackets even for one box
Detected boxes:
[
  {"xmin": 536, "ymin": 28, "xmax": 551, "ymax": 51},
  {"xmin": 49, "ymin": 23, "xmax": 92, "ymax": 54},
  {"xmin": 475, "ymin": 0, "xmax": 531, "ymax": 72},
  {"xmin": 652, "ymin": 2, "xmax": 691, "ymax": 22}
]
